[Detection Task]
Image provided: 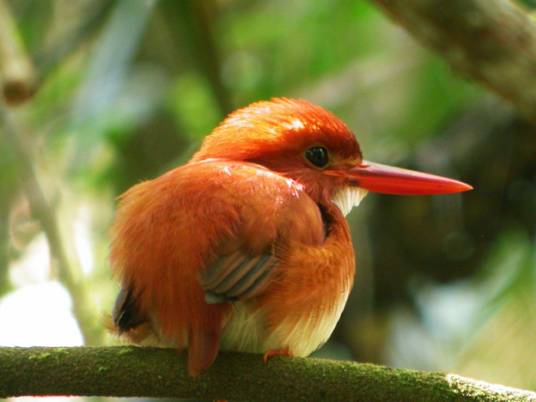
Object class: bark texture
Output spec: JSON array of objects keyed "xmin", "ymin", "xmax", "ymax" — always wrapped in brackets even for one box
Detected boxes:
[
  {"xmin": 373, "ymin": 0, "xmax": 536, "ymax": 123},
  {"xmin": 0, "ymin": 347, "xmax": 535, "ymax": 401}
]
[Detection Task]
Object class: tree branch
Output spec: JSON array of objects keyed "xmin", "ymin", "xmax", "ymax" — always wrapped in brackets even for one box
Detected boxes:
[
  {"xmin": 0, "ymin": 0, "xmax": 37, "ymax": 105},
  {"xmin": 0, "ymin": 347, "xmax": 535, "ymax": 401},
  {"xmin": 373, "ymin": 0, "xmax": 536, "ymax": 123}
]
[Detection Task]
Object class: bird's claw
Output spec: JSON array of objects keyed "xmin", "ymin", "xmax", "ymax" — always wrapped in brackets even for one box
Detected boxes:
[{"xmin": 263, "ymin": 347, "xmax": 291, "ymax": 364}]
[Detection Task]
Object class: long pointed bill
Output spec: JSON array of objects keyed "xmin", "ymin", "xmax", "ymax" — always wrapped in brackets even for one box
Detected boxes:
[{"xmin": 344, "ymin": 161, "xmax": 473, "ymax": 195}]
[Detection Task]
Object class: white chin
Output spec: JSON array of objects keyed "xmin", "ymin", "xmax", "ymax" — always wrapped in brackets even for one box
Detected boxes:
[{"xmin": 332, "ymin": 186, "xmax": 368, "ymax": 216}]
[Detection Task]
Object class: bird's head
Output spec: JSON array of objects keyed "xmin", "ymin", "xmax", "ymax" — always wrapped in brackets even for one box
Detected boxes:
[{"xmin": 192, "ymin": 98, "xmax": 471, "ymax": 214}]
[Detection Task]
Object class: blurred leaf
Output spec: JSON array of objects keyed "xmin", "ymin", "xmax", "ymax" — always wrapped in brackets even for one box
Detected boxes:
[
  {"xmin": 70, "ymin": 0, "xmax": 156, "ymax": 167},
  {"xmin": 167, "ymin": 71, "xmax": 221, "ymax": 139},
  {"xmin": 517, "ymin": 0, "xmax": 536, "ymax": 8}
]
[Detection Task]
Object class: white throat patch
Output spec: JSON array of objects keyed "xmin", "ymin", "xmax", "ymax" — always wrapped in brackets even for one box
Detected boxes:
[{"xmin": 332, "ymin": 187, "xmax": 368, "ymax": 216}]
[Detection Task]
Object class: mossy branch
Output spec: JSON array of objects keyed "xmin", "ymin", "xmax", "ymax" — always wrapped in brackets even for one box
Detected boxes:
[
  {"xmin": 0, "ymin": 347, "xmax": 535, "ymax": 401},
  {"xmin": 373, "ymin": 0, "xmax": 536, "ymax": 123}
]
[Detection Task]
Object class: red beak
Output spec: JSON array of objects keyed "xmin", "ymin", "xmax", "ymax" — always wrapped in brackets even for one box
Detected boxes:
[{"xmin": 345, "ymin": 161, "xmax": 473, "ymax": 195}]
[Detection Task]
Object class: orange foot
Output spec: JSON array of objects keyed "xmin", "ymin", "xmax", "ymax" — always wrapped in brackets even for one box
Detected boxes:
[{"xmin": 263, "ymin": 347, "xmax": 292, "ymax": 364}]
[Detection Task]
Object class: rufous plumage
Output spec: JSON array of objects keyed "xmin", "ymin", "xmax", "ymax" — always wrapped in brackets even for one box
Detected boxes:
[{"xmin": 110, "ymin": 98, "xmax": 471, "ymax": 375}]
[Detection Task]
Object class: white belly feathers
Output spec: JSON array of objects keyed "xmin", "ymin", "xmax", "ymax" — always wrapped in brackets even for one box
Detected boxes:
[{"xmin": 220, "ymin": 285, "xmax": 351, "ymax": 356}]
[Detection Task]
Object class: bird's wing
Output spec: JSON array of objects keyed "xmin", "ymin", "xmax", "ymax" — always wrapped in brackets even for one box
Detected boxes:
[
  {"xmin": 110, "ymin": 159, "xmax": 325, "ymax": 374},
  {"xmin": 112, "ymin": 286, "xmax": 147, "ymax": 332},
  {"xmin": 200, "ymin": 252, "xmax": 279, "ymax": 304},
  {"xmin": 194, "ymin": 160, "xmax": 325, "ymax": 304}
]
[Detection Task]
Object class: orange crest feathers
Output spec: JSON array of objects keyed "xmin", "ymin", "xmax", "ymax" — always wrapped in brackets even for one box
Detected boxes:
[{"xmin": 192, "ymin": 98, "xmax": 361, "ymax": 163}]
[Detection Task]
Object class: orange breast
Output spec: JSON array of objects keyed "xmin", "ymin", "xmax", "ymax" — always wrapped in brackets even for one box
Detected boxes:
[
  {"xmin": 109, "ymin": 159, "xmax": 333, "ymax": 373},
  {"xmin": 221, "ymin": 203, "xmax": 355, "ymax": 356}
]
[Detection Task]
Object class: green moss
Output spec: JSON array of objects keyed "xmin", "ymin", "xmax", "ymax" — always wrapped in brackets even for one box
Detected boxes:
[
  {"xmin": 1, "ymin": 347, "xmax": 535, "ymax": 401},
  {"xmin": 117, "ymin": 347, "xmax": 134, "ymax": 355},
  {"xmin": 28, "ymin": 352, "xmax": 51, "ymax": 360}
]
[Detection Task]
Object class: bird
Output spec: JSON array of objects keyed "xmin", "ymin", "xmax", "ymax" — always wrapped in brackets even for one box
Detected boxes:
[{"xmin": 109, "ymin": 98, "xmax": 472, "ymax": 376}]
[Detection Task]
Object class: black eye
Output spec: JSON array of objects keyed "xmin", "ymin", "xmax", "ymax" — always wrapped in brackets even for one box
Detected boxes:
[{"xmin": 305, "ymin": 146, "xmax": 329, "ymax": 168}]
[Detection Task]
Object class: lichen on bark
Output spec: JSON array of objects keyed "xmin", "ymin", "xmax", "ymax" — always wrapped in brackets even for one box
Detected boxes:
[{"xmin": 0, "ymin": 347, "xmax": 535, "ymax": 401}]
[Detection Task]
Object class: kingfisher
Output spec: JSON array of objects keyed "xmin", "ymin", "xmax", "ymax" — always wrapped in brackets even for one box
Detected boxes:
[{"xmin": 110, "ymin": 98, "xmax": 471, "ymax": 376}]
